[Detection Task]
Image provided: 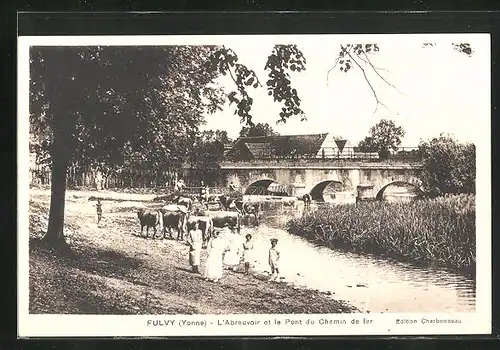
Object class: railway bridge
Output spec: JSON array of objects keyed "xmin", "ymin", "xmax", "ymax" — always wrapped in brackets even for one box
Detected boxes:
[{"xmin": 219, "ymin": 160, "xmax": 423, "ymax": 202}]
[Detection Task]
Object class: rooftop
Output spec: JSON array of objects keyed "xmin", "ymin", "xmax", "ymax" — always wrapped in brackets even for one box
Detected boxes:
[{"xmin": 228, "ymin": 133, "xmax": 329, "ymax": 159}]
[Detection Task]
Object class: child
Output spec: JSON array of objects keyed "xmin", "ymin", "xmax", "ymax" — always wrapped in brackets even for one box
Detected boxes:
[
  {"xmin": 242, "ymin": 234, "xmax": 253, "ymax": 275},
  {"xmin": 186, "ymin": 222, "xmax": 203, "ymax": 273},
  {"xmin": 268, "ymin": 238, "xmax": 280, "ymax": 281},
  {"xmin": 96, "ymin": 198, "xmax": 102, "ymax": 224}
]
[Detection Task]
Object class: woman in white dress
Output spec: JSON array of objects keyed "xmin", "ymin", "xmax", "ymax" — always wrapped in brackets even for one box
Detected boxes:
[
  {"xmin": 223, "ymin": 230, "xmax": 241, "ymax": 271},
  {"xmin": 204, "ymin": 230, "xmax": 226, "ymax": 282},
  {"xmin": 186, "ymin": 222, "xmax": 203, "ymax": 274}
]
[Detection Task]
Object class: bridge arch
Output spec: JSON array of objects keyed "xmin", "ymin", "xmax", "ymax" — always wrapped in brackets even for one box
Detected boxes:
[
  {"xmin": 375, "ymin": 180, "xmax": 423, "ymax": 201},
  {"xmin": 309, "ymin": 180, "xmax": 343, "ymax": 202},
  {"xmin": 244, "ymin": 178, "xmax": 276, "ymax": 195}
]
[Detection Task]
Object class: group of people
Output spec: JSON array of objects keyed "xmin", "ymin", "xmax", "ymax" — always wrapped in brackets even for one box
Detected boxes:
[{"xmin": 186, "ymin": 223, "xmax": 281, "ymax": 283}]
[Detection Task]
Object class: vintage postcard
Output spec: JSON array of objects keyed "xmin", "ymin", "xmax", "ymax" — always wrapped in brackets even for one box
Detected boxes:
[{"xmin": 18, "ymin": 33, "xmax": 491, "ymax": 337}]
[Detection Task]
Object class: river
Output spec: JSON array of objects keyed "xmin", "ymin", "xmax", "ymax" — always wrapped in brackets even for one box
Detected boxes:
[{"xmin": 230, "ymin": 204, "xmax": 476, "ymax": 313}]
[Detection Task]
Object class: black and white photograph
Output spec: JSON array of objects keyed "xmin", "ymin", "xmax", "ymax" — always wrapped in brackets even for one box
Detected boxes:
[{"xmin": 18, "ymin": 33, "xmax": 491, "ymax": 337}]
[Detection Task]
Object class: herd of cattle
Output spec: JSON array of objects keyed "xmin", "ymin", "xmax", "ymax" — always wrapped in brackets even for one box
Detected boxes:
[{"xmin": 136, "ymin": 193, "xmax": 263, "ymax": 245}]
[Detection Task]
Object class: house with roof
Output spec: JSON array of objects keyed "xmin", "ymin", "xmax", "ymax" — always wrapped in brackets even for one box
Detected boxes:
[{"xmin": 226, "ymin": 133, "xmax": 356, "ymax": 161}]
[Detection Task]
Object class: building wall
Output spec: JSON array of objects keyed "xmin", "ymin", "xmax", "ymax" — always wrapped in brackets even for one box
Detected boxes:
[{"xmin": 316, "ymin": 134, "xmax": 354, "ymax": 158}]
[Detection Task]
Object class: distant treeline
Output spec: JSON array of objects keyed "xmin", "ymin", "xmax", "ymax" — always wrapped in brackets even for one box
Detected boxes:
[{"xmin": 29, "ymin": 165, "xmax": 216, "ymax": 189}]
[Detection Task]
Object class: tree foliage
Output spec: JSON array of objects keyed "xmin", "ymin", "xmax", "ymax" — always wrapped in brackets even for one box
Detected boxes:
[
  {"xmin": 30, "ymin": 46, "xmax": 225, "ymax": 172},
  {"xmin": 418, "ymin": 135, "xmax": 476, "ymax": 196},
  {"xmin": 356, "ymin": 136, "xmax": 379, "ymax": 153},
  {"xmin": 264, "ymin": 44, "xmax": 307, "ymax": 123},
  {"xmin": 204, "ymin": 44, "xmax": 307, "ymax": 126},
  {"xmin": 204, "ymin": 46, "xmax": 262, "ymax": 126},
  {"xmin": 239, "ymin": 122, "xmax": 278, "ymax": 138},
  {"xmin": 188, "ymin": 130, "xmax": 229, "ymax": 185},
  {"xmin": 357, "ymin": 119, "xmax": 405, "ymax": 155}
]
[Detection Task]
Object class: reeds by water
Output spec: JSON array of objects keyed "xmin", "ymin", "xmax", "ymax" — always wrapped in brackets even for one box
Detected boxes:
[{"xmin": 286, "ymin": 194, "xmax": 476, "ymax": 277}]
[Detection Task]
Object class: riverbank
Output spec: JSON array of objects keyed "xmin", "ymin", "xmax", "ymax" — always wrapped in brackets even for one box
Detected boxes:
[
  {"xmin": 286, "ymin": 194, "xmax": 476, "ymax": 279},
  {"xmin": 28, "ymin": 189, "xmax": 356, "ymax": 315}
]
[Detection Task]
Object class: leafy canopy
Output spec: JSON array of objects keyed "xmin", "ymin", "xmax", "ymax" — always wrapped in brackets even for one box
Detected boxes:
[
  {"xmin": 30, "ymin": 46, "xmax": 225, "ymax": 172},
  {"xmin": 357, "ymin": 119, "xmax": 406, "ymax": 153},
  {"xmin": 239, "ymin": 122, "xmax": 278, "ymax": 138},
  {"xmin": 418, "ymin": 135, "xmax": 475, "ymax": 196}
]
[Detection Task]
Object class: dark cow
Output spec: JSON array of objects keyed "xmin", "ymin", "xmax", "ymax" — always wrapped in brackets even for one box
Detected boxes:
[
  {"xmin": 202, "ymin": 194, "xmax": 221, "ymax": 209},
  {"xmin": 207, "ymin": 194, "xmax": 222, "ymax": 203},
  {"xmin": 232, "ymin": 199, "xmax": 244, "ymax": 213},
  {"xmin": 242, "ymin": 201, "xmax": 261, "ymax": 226},
  {"xmin": 302, "ymin": 193, "xmax": 312, "ymax": 208},
  {"xmin": 204, "ymin": 210, "xmax": 241, "ymax": 233},
  {"xmin": 162, "ymin": 210, "xmax": 188, "ymax": 240},
  {"xmin": 137, "ymin": 209, "xmax": 164, "ymax": 239},
  {"xmin": 188, "ymin": 215, "xmax": 213, "ymax": 245},
  {"xmin": 218, "ymin": 195, "xmax": 236, "ymax": 211},
  {"xmin": 225, "ymin": 200, "xmax": 261, "ymax": 226},
  {"xmin": 161, "ymin": 204, "xmax": 189, "ymax": 240}
]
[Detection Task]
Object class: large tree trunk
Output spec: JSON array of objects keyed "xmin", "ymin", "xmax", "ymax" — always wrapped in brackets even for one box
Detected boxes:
[{"xmin": 43, "ymin": 149, "xmax": 69, "ymax": 248}]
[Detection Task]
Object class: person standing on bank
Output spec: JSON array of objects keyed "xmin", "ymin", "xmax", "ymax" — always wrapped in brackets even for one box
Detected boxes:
[
  {"xmin": 223, "ymin": 229, "xmax": 241, "ymax": 271},
  {"xmin": 204, "ymin": 184, "xmax": 210, "ymax": 203},
  {"xmin": 242, "ymin": 234, "xmax": 254, "ymax": 275},
  {"xmin": 96, "ymin": 198, "xmax": 103, "ymax": 224},
  {"xmin": 268, "ymin": 238, "xmax": 281, "ymax": 281},
  {"xmin": 186, "ymin": 221, "xmax": 203, "ymax": 273},
  {"xmin": 204, "ymin": 230, "xmax": 226, "ymax": 282},
  {"xmin": 200, "ymin": 180, "xmax": 205, "ymax": 200}
]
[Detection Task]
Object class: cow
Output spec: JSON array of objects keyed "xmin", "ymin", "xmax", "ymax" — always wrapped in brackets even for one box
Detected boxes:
[
  {"xmin": 204, "ymin": 210, "xmax": 241, "ymax": 233},
  {"xmin": 188, "ymin": 215, "xmax": 213, "ymax": 245},
  {"xmin": 302, "ymin": 193, "xmax": 312, "ymax": 208},
  {"xmin": 242, "ymin": 201, "xmax": 261, "ymax": 226},
  {"xmin": 224, "ymin": 199, "xmax": 260, "ymax": 226},
  {"xmin": 163, "ymin": 203, "xmax": 188, "ymax": 213},
  {"xmin": 173, "ymin": 196, "xmax": 193, "ymax": 212},
  {"xmin": 191, "ymin": 201, "xmax": 206, "ymax": 214},
  {"xmin": 207, "ymin": 194, "xmax": 222, "ymax": 203},
  {"xmin": 218, "ymin": 195, "xmax": 236, "ymax": 211},
  {"xmin": 202, "ymin": 194, "xmax": 223, "ymax": 211},
  {"xmin": 162, "ymin": 210, "xmax": 188, "ymax": 241},
  {"xmin": 137, "ymin": 209, "xmax": 164, "ymax": 239},
  {"xmin": 161, "ymin": 204, "xmax": 189, "ymax": 240}
]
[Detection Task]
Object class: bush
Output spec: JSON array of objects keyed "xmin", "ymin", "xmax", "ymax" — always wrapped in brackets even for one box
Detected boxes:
[
  {"xmin": 418, "ymin": 135, "xmax": 475, "ymax": 196},
  {"xmin": 286, "ymin": 194, "xmax": 475, "ymax": 277}
]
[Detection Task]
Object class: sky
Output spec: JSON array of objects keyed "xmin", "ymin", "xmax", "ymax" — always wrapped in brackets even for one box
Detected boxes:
[{"xmin": 200, "ymin": 34, "xmax": 490, "ymax": 146}]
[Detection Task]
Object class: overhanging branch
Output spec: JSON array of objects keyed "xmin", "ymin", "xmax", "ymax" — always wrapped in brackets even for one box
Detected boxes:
[{"xmin": 345, "ymin": 49, "xmax": 389, "ymax": 113}]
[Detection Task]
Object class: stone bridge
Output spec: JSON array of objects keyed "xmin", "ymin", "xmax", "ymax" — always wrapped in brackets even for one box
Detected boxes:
[{"xmin": 219, "ymin": 160, "xmax": 423, "ymax": 202}]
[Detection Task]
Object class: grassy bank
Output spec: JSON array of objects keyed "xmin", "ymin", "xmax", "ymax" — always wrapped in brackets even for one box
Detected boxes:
[
  {"xmin": 29, "ymin": 190, "xmax": 355, "ymax": 314},
  {"xmin": 287, "ymin": 194, "xmax": 475, "ymax": 278}
]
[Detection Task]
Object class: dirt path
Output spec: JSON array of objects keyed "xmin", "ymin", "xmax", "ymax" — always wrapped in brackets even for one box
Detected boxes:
[{"xmin": 28, "ymin": 189, "xmax": 356, "ymax": 315}]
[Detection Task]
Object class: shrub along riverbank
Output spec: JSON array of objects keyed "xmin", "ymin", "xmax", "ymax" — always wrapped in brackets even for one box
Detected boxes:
[{"xmin": 286, "ymin": 194, "xmax": 475, "ymax": 278}]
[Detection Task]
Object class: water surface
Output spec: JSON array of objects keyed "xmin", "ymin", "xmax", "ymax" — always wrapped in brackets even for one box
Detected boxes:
[{"xmin": 234, "ymin": 203, "xmax": 475, "ymax": 313}]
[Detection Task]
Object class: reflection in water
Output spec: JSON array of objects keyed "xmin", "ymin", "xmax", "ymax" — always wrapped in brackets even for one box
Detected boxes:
[{"xmin": 236, "ymin": 203, "xmax": 475, "ymax": 313}]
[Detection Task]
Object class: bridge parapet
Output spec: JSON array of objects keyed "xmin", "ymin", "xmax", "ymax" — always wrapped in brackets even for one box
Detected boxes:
[{"xmin": 220, "ymin": 160, "xmax": 423, "ymax": 170}]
